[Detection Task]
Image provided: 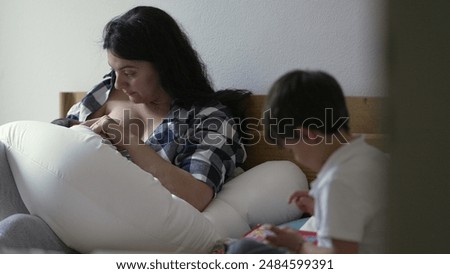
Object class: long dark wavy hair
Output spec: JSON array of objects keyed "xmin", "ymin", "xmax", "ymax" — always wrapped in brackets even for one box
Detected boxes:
[{"xmin": 103, "ymin": 6, "xmax": 250, "ymax": 112}]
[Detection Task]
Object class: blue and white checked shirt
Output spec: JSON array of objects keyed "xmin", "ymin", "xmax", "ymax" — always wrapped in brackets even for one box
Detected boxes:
[{"xmin": 66, "ymin": 73, "xmax": 247, "ymax": 193}]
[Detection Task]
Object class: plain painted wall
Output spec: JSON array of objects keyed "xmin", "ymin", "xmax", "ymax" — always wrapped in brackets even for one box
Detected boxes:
[{"xmin": 0, "ymin": 0, "xmax": 386, "ymax": 125}]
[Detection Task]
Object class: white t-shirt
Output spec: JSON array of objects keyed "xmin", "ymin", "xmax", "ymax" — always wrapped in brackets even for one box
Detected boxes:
[{"xmin": 309, "ymin": 136, "xmax": 388, "ymax": 253}]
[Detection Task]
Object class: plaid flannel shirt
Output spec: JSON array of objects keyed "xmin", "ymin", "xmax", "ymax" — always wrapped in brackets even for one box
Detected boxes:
[{"xmin": 66, "ymin": 73, "xmax": 246, "ymax": 193}]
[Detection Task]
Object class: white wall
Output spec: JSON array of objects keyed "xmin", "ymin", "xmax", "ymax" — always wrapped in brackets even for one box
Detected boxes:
[{"xmin": 0, "ymin": 0, "xmax": 386, "ymax": 125}]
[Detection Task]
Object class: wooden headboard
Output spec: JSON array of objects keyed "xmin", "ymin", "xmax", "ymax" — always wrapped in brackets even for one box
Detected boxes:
[{"xmin": 60, "ymin": 92, "xmax": 387, "ymax": 183}]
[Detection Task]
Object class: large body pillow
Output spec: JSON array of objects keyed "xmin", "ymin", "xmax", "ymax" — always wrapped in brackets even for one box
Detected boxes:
[
  {"xmin": 0, "ymin": 121, "xmax": 308, "ymax": 253},
  {"xmin": 203, "ymin": 161, "xmax": 307, "ymax": 238}
]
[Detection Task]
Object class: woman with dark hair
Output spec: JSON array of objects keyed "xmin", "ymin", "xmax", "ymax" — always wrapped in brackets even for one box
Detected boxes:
[
  {"xmin": 102, "ymin": 6, "xmax": 215, "ymax": 107},
  {"xmin": 65, "ymin": 6, "xmax": 247, "ymax": 211},
  {"xmin": 0, "ymin": 6, "xmax": 247, "ymax": 252}
]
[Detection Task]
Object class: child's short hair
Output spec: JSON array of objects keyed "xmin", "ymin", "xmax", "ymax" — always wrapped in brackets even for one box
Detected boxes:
[{"xmin": 263, "ymin": 70, "xmax": 350, "ymax": 145}]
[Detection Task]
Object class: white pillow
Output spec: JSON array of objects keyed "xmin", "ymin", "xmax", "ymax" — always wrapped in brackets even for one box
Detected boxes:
[
  {"xmin": 204, "ymin": 161, "xmax": 308, "ymax": 238},
  {"xmin": 0, "ymin": 121, "xmax": 308, "ymax": 252}
]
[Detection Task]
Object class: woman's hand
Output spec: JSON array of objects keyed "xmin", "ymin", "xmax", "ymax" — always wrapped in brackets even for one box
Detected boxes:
[
  {"xmin": 265, "ymin": 225, "xmax": 305, "ymax": 253},
  {"xmin": 289, "ymin": 190, "xmax": 315, "ymax": 215}
]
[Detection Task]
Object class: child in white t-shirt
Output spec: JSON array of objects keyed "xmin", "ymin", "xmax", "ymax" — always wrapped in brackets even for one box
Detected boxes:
[{"xmin": 227, "ymin": 70, "xmax": 388, "ymax": 254}]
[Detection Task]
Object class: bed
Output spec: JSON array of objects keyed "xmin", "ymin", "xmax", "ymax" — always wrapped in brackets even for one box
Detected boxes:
[{"xmin": 0, "ymin": 92, "xmax": 388, "ymax": 253}]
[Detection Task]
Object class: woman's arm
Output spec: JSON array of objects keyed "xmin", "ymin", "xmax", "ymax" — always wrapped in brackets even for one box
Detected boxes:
[
  {"xmin": 126, "ymin": 139, "xmax": 214, "ymax": 211},
  {"xmin": 90, "ymin": 115, "xmax": 214, "ymax": 211}
]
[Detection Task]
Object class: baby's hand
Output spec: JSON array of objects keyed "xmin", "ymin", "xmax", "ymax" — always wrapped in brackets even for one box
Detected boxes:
[{"xmin": 80, "ymin": 118, "xmax": 100, "ymax": 127}]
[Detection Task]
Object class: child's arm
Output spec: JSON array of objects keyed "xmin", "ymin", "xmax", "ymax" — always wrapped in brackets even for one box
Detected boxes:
[
  {"xmin": 266, "ymin": 225, "xmax": 358, "ymax": 254},
  {"xmin": 300, "ymin": 239, "xmax": 358, "ymax": 254},
  {"xmin": 265, "ymin": 225, "xmax": 305, "ymax": 252}
]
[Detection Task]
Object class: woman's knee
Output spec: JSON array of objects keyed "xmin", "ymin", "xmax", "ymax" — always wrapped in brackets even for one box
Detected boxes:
[
  {"xmin": 0, "ymin": 142, "xmax": 29, "ymax": 219},
  {"xmin": 0, "ymin": 214, "xmax": 76, "ymax": 253}
]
